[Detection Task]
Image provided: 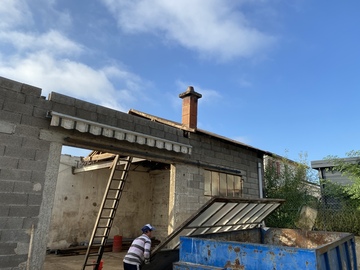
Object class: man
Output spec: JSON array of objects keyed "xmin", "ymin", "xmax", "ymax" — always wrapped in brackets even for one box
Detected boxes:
[{"xmin": 123, "ymin": 224, "xmax": 154, "ymax": 270}]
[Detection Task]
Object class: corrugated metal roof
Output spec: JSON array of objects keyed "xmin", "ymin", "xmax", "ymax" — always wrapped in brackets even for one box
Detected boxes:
[
  {"xmin": 49, "ymin": 111, "xmax": 192, "ymax": 154},
  {"xmin": 152, "ymin": 197, "xmax": 284, "ymax": 253}
]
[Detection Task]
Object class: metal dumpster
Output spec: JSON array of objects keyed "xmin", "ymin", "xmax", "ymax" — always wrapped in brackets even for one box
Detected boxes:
[
  {"xmin": 144, "ymin": 197, "xmax": 358, "ymax": 270},
  {"xmin": 174, "ymin": 228, "xmax": 357, "ymax": 270}
]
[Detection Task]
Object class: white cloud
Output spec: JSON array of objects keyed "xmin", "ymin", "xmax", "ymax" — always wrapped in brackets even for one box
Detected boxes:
[
  {"xmin": 102, "ymin": 0, "xmax": 275, "ymax": 61},
  {"xmin": 0, "ymin": 30, "xmax": 84, "ymax": 56},
  {"xmin": 0, "ymin": 0, "xmax": 33, "ymax": 30},
  {"xmin": 0, "ymin": 51, "xmax": 144, "ymax": 111}
]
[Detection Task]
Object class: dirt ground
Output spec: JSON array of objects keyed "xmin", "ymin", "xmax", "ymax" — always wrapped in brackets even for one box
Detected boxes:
[{"xmin": 44, "ymin": 251, "xmax": 126, "ymax": 270}]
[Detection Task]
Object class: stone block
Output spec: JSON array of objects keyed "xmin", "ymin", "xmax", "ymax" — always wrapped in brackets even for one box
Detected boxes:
[
  {"xmin": 0, "ymin": 77, "xmax": 22, "ymax": 92},
  {"xmin": 0, "ymin": 110, "xmax": 22, "ymax": 124},
  {"xmin": 4, "ymin": 101, "xmax": 34, "ymax": 115},
  {"xmin": 14, "ymin": 125, "xmax": 39, "ymax": 138},
  {"xmin": 0, "ymin": 254, "xmax": 28, "ymax": 268},
  {"xmin": 8, "ymin": 205, "xmax": 40, "ymax": 218},
  {"xmin": 5, "ymin": 146, "xmax": 36, "ymax": 160},
  {"xmin": 20, "ymin": 114, "xmax": 49, "ymax": 128},
  {"xmin": 21, "ymin": 83, "xmax": 41, "ymax": 96},
  {"xmin": 0, "ymin": 120, "xmax": 15, "ymax": 134},
  {"xmin": 27, "ymin": 194, "xmax": 42, "ymax": 206},
  {"xmin": 51, "ymin": 102, "xmax": 76, "ymax": 116},
  {"xmin": 76, "ymin": 108, "xmax": 98, "ymax": 122},
  {"xmin": 0, "ymin": 156, "xmax": 19, "ymax": 169},
  {"xmin": 0, "ymin": 169, "xmax": 31, "ymax": 182},
  {"xmin": 0, "ymin": 243, "xmax": 17, "ymax": 255},
  {"xmin": 0, "ymin": 206, "xmax": 10, "ymax": 216},
  {"xmin": 18, "ymin": 159, "xmax": 47, "ymax": 172},
  {"xmin": 0, "ymin": 180, "xmax": 14, "ymax": 192},
  {"xmin": 22, "ymin": 137, "xmax": 50, "ymax": 150},
  {"xmin": 0, "ymin": 217, "xmax": 24, "ymax": 229},
  {"xmin": 74, "ymin": 98, "xmax": 97, "ymax": 111},
  {"xmin": 0, "ymin": 133, "xmax": 23, "ymax": 147},
  {"xmin": 48, "ymin": 92, "xmax": 75, "ymax": 106},
  {"xmin": 0, "ymin": 193, "xmax": 28, "ymax": 206}
]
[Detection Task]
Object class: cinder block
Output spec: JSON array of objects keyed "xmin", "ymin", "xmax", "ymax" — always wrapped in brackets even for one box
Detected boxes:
[
  {"xmin": 0, "ymin": 193, "xmax": 28, "ymax": 206},
  {"xmin": 0, "ymin": 254, "xmax": 28, "ymax": 268},
  {"xmin": 75, "ymin": 98, "xmax": 97, "ymax": 111},
  {"xmin": 22, "ymin": 217, "xmax": 38, "ymax": 229},
  {"xmin": 0, "ymin": 168, "xmax": 31, "ymax": 182},
  {"xmin": 0, "ymin": 206, "xmax": 10, "ymax": 216},
  {"xmin": 0, "ymin": 243, "xmax": 17, "ymax": 255},
  {"xmin": 20, "ymin": 114, "xmax": 49, "ymax": 128},
  {"xmin": 4, "ymin": 101, "xmax": 33, "ymax": 115},
  {"xmin": 21, "ymin": 83, "xmax": 41, "ymax": 97},
  {"xmin": 5, "ymin": 146, "xmax": 36, "ymax": 160},
  {"xmin": 0, "ymin": 180, "xmax": 14, "ymax": 192},
  {"xmin": 0, "ymin": 133, "xmax": 23, "ymax": 147},
  {"xmin": 0, "ymin": 156, "xmax": 19, "ymax": 169},
  {"xmin": 0, "ymin": 110, "xmax": 22, "ymax": 124},
  {"xmin": 97, "ymin": 113, "xmax": 117, "ymax": 126},
  {"xmin": 22, "ymin": 137, "xmax": 50, "ymax": 150},
  {"xmin": 51, "ymin": 102, "xmax": 77, "ymax": 116},
  {"xmin": 48, "ymin": 92, "xmax": 75, "ymax": 106},
  {"xmin": 35, "ymin": 149, "xmax": 50, "ymax": 161},
  {"xmin": 0, "ymin": 77, "xmax": 22, "ymax": 92},
  {"xmin": 76, "ymin": 108, "xmax": 98, "ymax": 122},
  {"xmin": 27, "ymin": 194, "xmax": 42, "ymax": 206},
  {"xmin": 0, "ymin": 120, "xmax": 15, "ymax": 134},
  {"xmin": 13, "ymin": 181, "xmax": 40, "ymax": 193},
  {"xmin": 18, "ymin": 159, "xmax": 47, "ymax": 172},
  {"xmin": 14, "ymin": 125, "xmax": 39, "ymax": 138},
  {"xmin": 0, "ymin": 217, "xmax": 24, "ymax": 229},
  {"xmin": 8, "ymin": 205, "xmax": 40, "ymax": 218},
  {"xmin": 30, "ymin": 170, "xmax": 45, "ymax": 183},
  {"xmin": 96, "ymin": 104, "xmax": 117, "ymax": 117}
]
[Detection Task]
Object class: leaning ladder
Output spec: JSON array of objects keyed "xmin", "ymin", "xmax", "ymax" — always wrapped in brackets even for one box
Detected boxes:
[{"xmin": 82, "ymin": 155, "xmax": 133, "ymax": 270}]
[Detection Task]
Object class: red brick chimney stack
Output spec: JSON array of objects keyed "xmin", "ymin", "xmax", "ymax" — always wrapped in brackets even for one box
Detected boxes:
[{"xmin": 179, "ymin": 86, "xmax": 202, "ymax": 129}]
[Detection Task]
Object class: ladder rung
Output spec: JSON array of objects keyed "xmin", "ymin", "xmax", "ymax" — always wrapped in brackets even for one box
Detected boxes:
[
  {"xmin": 93, "ymin": 235, "xmax": 107, "ymax": 238},
  {"xmin": 97, "ymin": 226, "xmax": 111, "ymax": 228},
  {"xmin": 103, "ymin": 207, "xmax": 116, "ymax": 210}
]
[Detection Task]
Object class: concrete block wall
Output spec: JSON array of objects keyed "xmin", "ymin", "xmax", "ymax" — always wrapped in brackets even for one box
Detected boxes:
[{"xmin": 0, "ymin": 76, "xmax": 266, "ymax": 269}]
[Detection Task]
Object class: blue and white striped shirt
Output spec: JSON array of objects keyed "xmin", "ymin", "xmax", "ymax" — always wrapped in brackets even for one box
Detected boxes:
[{"xmin": 123, "ymin": 234, "xmax": 151, "ymax": 265}]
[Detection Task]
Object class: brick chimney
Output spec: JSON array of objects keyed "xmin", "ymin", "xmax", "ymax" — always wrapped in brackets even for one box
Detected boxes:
[{"xmin": 179, "ymin": 86, "xmax": 202, "ymax": 129}]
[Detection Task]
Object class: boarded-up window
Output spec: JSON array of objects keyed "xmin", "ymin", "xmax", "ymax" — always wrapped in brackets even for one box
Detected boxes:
[{"xmin": 204, "ymin": 170, "xmax": 243, "ymax": 197}]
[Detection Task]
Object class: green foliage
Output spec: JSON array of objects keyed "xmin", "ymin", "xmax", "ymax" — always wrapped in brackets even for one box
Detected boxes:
[
  {"xmin": 325, "ymin": 151, "xmax": 360, "ymax": 200},
  {"xmin": 264, "ymin": 155, "xmax": 319, "ymax": 228},
  {"xmin": 315, "ymin": 179, "xmax": 360, "ymax": 235}
]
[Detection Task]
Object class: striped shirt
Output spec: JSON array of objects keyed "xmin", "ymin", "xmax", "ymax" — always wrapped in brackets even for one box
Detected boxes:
[{"xmin": 123, "ymin": 234, "xmax": 152, "ymax": 265}]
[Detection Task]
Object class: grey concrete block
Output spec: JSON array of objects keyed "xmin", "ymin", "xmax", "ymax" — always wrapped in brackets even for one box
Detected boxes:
[
  {"xmin": 20, "ymin": 114, "xmax": 49, "ymax": 128},
  {"xmin": 0, "ymin": 145, "xmax": 4, "ymax": 156},
  {"xmin": 4, "ymin": 101, "xmax": 34, "ymax": 115},
  {"xmin": 30, "ymin": 170, "xmax": 45, "ymax": 184},
  {"xmin": 13, "ymin": 181, "xmax": 41, "ymax": 194},
  {"xmin": 5, "ymin": 146, "xmax": 36, "ymax": 160},
  {"xmin": 0, "ymin": 120, "xmax": 15, "ymax": 134},
  {"xmin": 18, "ymin": 159, "xmax": 47, "ymax": 172},
  {"xmin": 14, "ymin": 125, "xmax": 39, "ymax": 137},
  {"xmin": 21, "ymin": 83, "xmax": 41, "ymax": 97},
  {"xmin": 0, "ymin": 254, "xmax": 28, "ymax": 268},
  {"xmin": 8, "ymin": 205, "xmax": 40, "ymax": 218},
  {"xmin": 0, "ymin": 193, "xmax": 28, "ymax": 206},
  {"xmin": 117, "ymin": 118, "xmax": 135, "ymax": 130},
  {"xmin": 74, "ymin": 98, "xmax": 97, "ymax": 111},
  {"xmin": 76, "ymin": 108, "xmax": 98, "ymax": 122},
  {"xmin": 27, "ymin": 194, "xmax": 42, "ymax": 206},
  {"xmin": 96, "ymin": 104, "xmax": 117, "ymax": 117},
  {"xmin": 0, "ymin": 243, "xmax": 17, "ymax": 255},
  {"xmin": 48, "ymin": 92, "xmax": 75, "ymax": 106},
  {"xmin": 0, "ymin": 156, "xmax": 19, "ymax": 169},
  {"xmin": 35, "ymin": 149, "xmax": 50, "ymax": 161},
  {"xmin": 97, "ymin": 113, "xmax": 117, "ymax": 126},
  {"xmin": 0, "ymin": 217, "xmax": 24, "ymax": 229},
  {"xmin": 0, "ymin": 110, "xmax": 22, "ymax": 124},
  {"xmin": 51, "ymin": 102, "xmax": 77, "ymax": 116},
  {"xmin": 32, "ymin": 106, "xmax": 49, "ymax": 118},
  {"xmin": 0, "ymin": 206, "xmax": 10, "ymax": 216},
  {"xmin": 0, "ymin": 133, "xmax": 23, "ymax": 147},
  {"xmin": 22, "ymin": 137, "xmax": 50, "ymax": 150},
  {"xmin": 22, "ymin": 217, "xmax": 38, "ymax": 229},
  {"xmin": 0, "ymin": 169, "xmax": 31, "ymax": 182},
  {"xmin": 0, "ymin": 180, "xmax": 14, "ymax": 192},
  {"xmin": 0, "ymin": 77, "xmax": 22, "ymax": 92}
]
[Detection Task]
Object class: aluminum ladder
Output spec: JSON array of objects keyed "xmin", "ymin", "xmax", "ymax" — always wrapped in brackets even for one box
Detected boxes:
[{"xmin": 82, "ymin": 155, "xmax": 133, "ymax": 270}]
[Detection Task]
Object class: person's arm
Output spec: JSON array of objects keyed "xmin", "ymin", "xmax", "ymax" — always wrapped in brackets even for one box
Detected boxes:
[{"xmin": 143, "ymin": 239, "xmax": 151, "ymax": 263}]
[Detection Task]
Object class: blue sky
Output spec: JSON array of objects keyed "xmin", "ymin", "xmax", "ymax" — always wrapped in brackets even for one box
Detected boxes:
[{"xmin": 1, "ymin": 0, "xmax": 359, "ymax": 163}]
